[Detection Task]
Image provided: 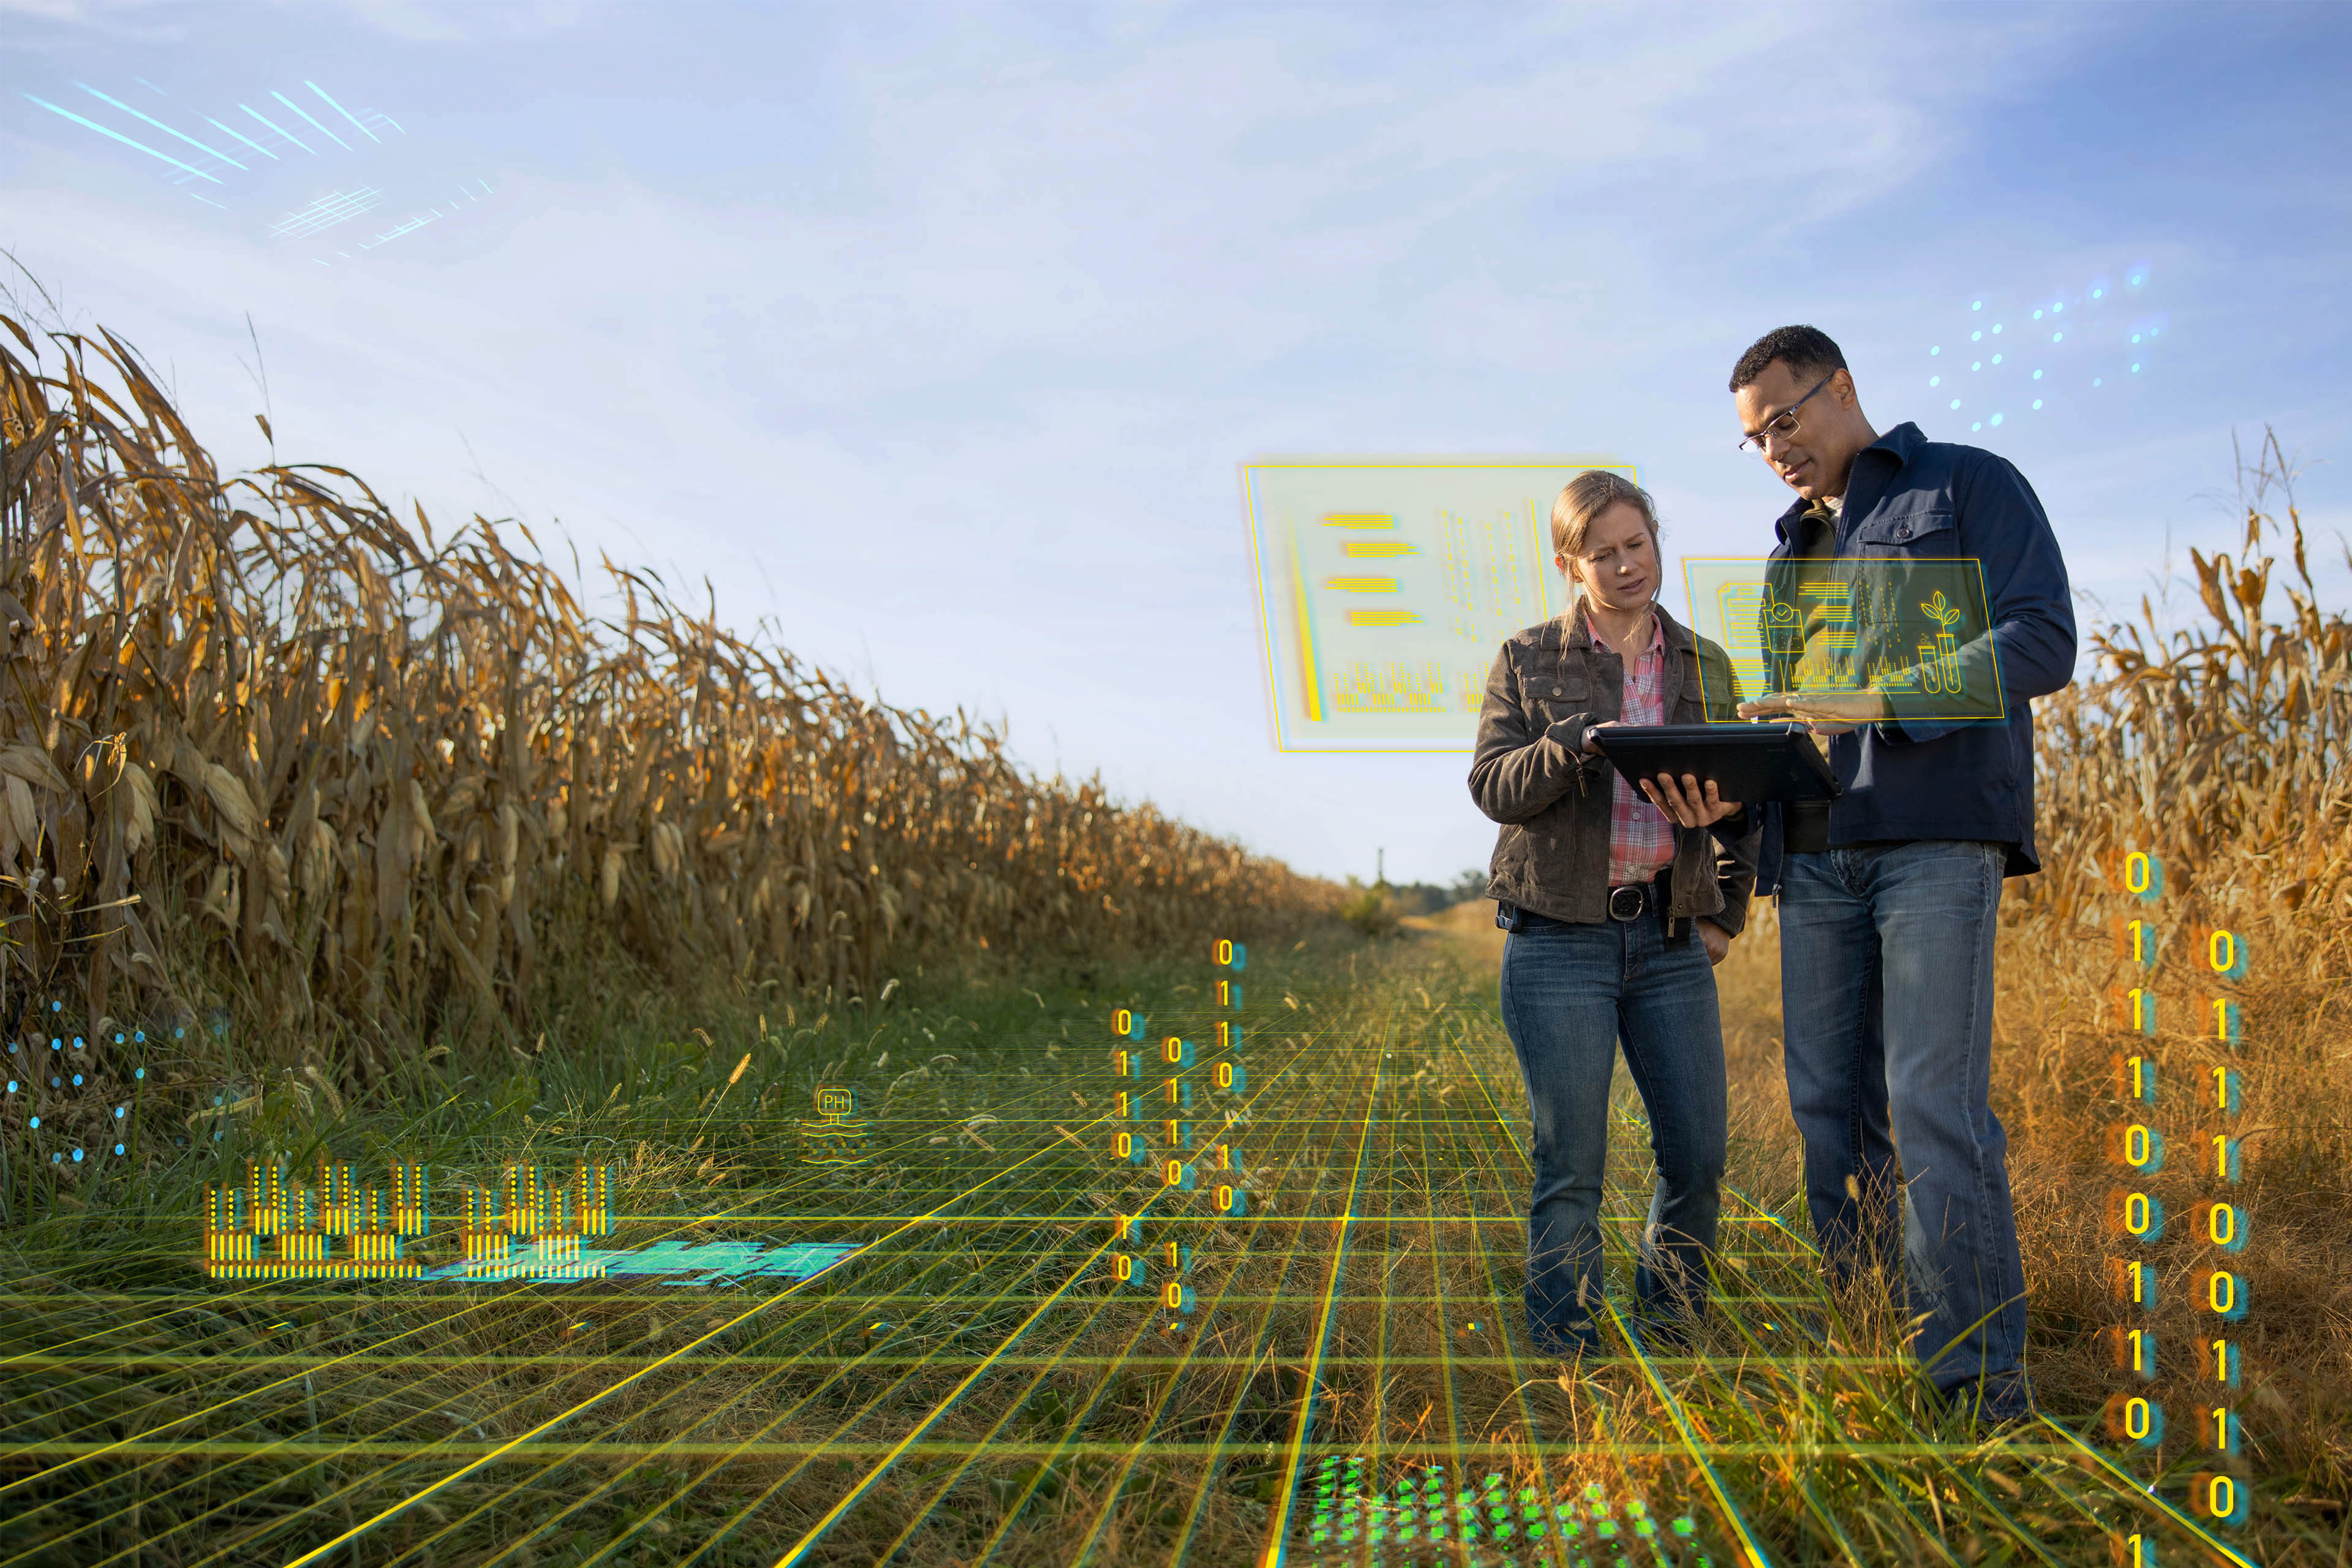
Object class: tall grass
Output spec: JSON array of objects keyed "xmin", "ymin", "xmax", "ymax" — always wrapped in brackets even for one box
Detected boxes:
[
  {"xmin": 2007, "ymin": 429, "xmax": 2352, "ymax": 1524},
  {"xmin": 0, "ymin": 307, "xmax": 1335, "ymax": 1117}
]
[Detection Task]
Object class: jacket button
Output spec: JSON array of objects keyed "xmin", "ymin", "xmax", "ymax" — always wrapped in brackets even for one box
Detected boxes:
[{"xmin": 1550, "ymin": 686, "xmax": 1562, "ymax": 696}]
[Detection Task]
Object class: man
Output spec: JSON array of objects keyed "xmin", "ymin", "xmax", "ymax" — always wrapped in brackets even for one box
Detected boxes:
[{"xmin": 1726, "ymin": 324, "xmax": 2076, "ymax": 1428}]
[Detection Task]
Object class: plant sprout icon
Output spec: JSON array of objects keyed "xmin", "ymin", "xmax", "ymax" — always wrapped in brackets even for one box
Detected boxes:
[{"xmin": 1916, "ymin": 591, "xmax": 1967, "ymax": 695}]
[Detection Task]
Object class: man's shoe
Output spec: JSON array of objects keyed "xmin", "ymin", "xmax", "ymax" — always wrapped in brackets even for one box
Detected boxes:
[
  {"xmin": 1972, "ymin": 1406, "xmax": 2038, "ymax": 1443},
  {"xmin": 1945, "ymin": 1378, "xmax": 2037, "ymax": 1434}
]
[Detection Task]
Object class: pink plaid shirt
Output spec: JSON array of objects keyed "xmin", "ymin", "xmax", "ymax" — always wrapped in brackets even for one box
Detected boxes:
[{"xmin": 1604, "ymin": 614, "xmax": 1676, "ymax": 888}]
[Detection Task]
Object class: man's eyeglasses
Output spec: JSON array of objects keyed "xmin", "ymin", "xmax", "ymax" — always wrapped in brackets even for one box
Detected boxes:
[{"xmin": 1737, "ymin": 371, "xmax": 1836, "ymax": 456}]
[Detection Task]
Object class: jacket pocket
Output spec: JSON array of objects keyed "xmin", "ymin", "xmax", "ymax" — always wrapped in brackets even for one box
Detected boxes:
[
  {"xmin": 1674, "ymin": 643, "xmax": 1744, "ymax": 720},
  {"xmin": 1531, "ymin": 667, "xmax": 1591, "ymax": 734},
  {"xmin": 1852, "ymin": 507, "xmax": 1955, "ymax": 551},
  {"xmin": 1532, "ymin": 667, "xmax": 1589, "ymax": 703}
]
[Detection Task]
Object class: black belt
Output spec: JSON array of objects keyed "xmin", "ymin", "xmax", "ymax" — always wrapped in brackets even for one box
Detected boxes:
[
  {"xmin": 1607, "ymin": 880, "xmax": 1654, "ymax": 921},
  {"xmin": 1496, "ymin": 872, "xmax": 1672, "ymax": 932}
]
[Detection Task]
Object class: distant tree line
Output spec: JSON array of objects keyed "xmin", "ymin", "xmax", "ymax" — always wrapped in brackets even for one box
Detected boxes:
[{"xmin": 1339, "ymin": 868, "xmax": 1490, "ymax": 932}]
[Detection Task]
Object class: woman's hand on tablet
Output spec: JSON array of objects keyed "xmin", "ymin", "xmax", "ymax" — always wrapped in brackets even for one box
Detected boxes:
[
  {"xmin": 1638, "ymin": 772, "xmax": 1741, "ymax": 828},
  {"xmin": 1577, "ymin": 719, "xmax": 1625, "ymax": 756}
]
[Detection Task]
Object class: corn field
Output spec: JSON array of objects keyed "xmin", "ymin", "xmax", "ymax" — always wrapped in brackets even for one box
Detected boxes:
[
  {"xmin": 2025, "ymin": 427, "xmax": 2352, "ymax": 946},
  {"xmin": 0, "ymin": 309, "xmax": 1338, "ymax": 1086}
]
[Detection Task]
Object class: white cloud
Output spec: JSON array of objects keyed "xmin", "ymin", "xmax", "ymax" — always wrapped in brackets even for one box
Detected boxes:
[{"xmin": 0, "ymin": 0, "xmax": 186, "ymax": 43}]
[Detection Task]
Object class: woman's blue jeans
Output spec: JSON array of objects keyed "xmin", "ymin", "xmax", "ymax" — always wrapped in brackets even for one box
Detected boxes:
[
  {"xmin": 1776, "ymin": 840, "xmax": 2031, "ymax": 1420},
  {"xmin": 1499, "ymin": 905, "xmax": 1726, "ymax": 1354}
]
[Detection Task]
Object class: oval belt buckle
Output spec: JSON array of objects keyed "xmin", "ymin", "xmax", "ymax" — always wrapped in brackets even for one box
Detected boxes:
[{"xmin": 1608, "ymin": 886, "xmax": 1644, "ymax": 922}]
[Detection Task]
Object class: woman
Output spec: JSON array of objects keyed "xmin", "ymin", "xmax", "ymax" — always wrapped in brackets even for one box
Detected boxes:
[{"xmin": 1468, "ymin": 469, "xmax": 1760, "ymax": 1358}]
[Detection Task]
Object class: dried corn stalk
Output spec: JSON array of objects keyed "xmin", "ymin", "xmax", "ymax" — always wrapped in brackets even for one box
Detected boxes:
[{"xmin": 0, "ymin": 311, "xmax": 1343, "ymax": 1071}]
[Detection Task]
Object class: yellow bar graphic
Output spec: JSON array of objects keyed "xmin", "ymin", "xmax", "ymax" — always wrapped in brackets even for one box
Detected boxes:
[
  {"xmin": 1342, "ymin": 541, "xmax": 1417, "ymax": 558},
  {"xmin": 1348, "ymin": 609, "xmax": 1422, "ymax": 628},
  {"xmin": 1331, "ymin": 659, "xmax": 1453, "ymax": 715},
  {"xmin": 1322, "ymin": 576, "xmax": 1400, "ymax": 593},
  {"xmin": 1320, "ymin": 514, "xmax": 1395, "ymax": 527},
  {"xmin": 1288, "ymin": 527, "xmax": 1323, "ymax": 722}
]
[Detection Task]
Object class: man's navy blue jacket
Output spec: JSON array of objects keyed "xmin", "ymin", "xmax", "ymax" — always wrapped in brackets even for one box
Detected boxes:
[{"xmin": 1751, "ymin": 421, "xmax": 2076, "ymax": 896}]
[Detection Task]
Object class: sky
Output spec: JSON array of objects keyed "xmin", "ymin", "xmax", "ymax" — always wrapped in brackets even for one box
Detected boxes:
[{"xmin": 4, "ymin": 0, "xmax": 2348, "ymax": 888}]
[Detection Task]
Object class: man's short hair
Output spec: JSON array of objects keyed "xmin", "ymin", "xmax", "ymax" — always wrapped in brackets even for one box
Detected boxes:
[{"xmin": 1728, "ymin": 325, "xmax": 1849, "ymax": 394}]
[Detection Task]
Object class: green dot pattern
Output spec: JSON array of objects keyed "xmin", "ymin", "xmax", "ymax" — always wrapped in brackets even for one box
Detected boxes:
[{"xmin": 1300, "ymin": 1457, "xmax": 1710, "ymax": 1566}]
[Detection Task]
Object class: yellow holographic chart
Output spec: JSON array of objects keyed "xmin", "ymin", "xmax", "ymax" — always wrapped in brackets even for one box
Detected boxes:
[
  {"xmin": 1679, "ymin": 557, "xmax": 2008, "ymax": 722},
  {"xmin": 1240, "ymin": 457, "xmax": 1636, "ymax": 753}
]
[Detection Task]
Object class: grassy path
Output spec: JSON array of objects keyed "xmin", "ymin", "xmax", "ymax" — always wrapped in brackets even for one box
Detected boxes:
[{"xmin": 0, "ymin": 924, "xmax": 2271, "ymax": 1567}]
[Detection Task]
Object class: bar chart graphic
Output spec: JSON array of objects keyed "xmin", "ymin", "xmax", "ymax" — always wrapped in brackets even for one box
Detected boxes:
[{"xmin": 1242, "ymin": 457, "xmax": 1635, "ymax": 752}]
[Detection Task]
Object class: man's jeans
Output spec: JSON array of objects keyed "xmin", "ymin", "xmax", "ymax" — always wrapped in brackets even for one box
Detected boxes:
[
  {"xmin": 1499, "ymin": 906, "xmax": 1726, "ymax": 1355},
  {"xmin": 1778, "ymin": 840, "xmax": 2031, "ymax": 1418}
]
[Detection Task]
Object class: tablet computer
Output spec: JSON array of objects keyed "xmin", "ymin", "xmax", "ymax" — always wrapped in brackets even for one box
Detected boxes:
[{"xmin": 1588, "ymin": 722, "xmax": 1841, "ymax": 803}]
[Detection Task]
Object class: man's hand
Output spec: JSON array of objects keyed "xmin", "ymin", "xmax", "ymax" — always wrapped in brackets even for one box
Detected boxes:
[
  {"xmin": 1637, "ymin": 771, "xmax": 1742, "ymax": 828},
  {"xmin": 1735, "ymin": 688, "xmax": 1891, "ymax": 735},
  {"xmin": 1698, "ymin": 920, "xmax": 1731, "ymax": 967}
]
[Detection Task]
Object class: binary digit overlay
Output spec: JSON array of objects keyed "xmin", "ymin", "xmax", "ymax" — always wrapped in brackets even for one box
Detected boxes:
[{"xmin": 2092, "ymin": 847, "xmax": 2263, "ymax": 1561}]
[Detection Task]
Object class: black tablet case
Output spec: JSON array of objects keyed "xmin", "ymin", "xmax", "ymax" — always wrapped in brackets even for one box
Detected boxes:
[{"xmin": 1588, "ymin": 723, "xmax": 1841, "ymax": 803}]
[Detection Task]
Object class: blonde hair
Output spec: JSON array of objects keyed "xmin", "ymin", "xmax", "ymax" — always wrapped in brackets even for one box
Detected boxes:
[{"xmin": 1549, "ymin": 470, "xmax": 1661, "ymax": 622}]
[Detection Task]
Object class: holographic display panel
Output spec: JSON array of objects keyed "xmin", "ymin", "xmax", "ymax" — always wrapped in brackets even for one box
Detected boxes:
[
  {"xmin": 1242, "ymin": 458, "xmax": 1634, "ymax": 753},
  {"xmin": 1680, "ymin": 557, "xmax": 2007, "ymax": 722}
]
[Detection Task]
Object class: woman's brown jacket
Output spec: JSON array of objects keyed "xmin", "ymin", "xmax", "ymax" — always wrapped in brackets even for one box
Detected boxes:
[{"xmin": 1469, "ymin": 603, "xmax": 1762, "ymax": 934}]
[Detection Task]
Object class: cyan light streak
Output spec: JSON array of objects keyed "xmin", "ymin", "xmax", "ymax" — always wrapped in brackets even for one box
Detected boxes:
[
  {"xmin": 304, "ymin": 80, "xmax": 381, "ymax": 144},
  {"xmin": 358, "ymin": 210, "xmax": 442, "ymax": 249},
  {"xmin": 20, "ymin": 93, "xmax": 224, "ymax": 183},
  {"xmin": 204, "ymin": 115, "xmax": 279, "ymax": 161},
  {"xmin": 270, "ymin": 187, "xmax": 383, "ymax": 239},
  {"xmin": 311, "ymin": 178, "xmax": 491, "ymax": 264},
  {"xmin": 409, "ymin": 1239, "xmax": 858, "ymax": 1286},
  {"xmin": 74, "ymin": 83, "xmax": 245, "ymax": 169},
  {"xmin": 191, "ymin": 192, "xmax": 228, "ymax": 210},
  {"xmin": 134, "ymin": 76, "xmax": 167, "ymax": 96},
  {"xmin": 239, "ymin": 103, "xmax": 312, "ymax": 154},
  {"xmin": 271, "ymin": 89, "xmax": 350, "ymax": 151}
]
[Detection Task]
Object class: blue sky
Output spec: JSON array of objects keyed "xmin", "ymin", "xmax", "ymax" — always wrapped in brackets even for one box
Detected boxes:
[{"xmin": 5, "ymin": 0, "xmax": 2347, "ymax": 887}]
